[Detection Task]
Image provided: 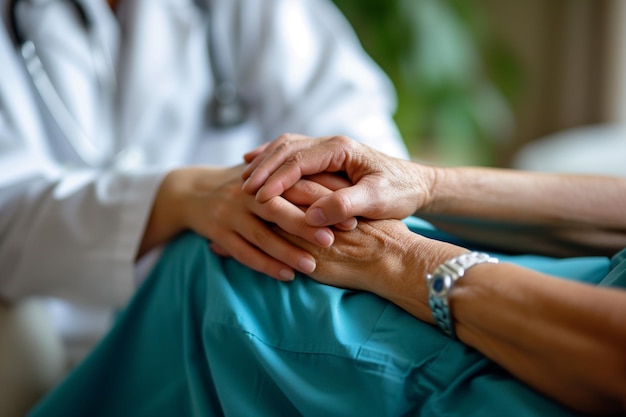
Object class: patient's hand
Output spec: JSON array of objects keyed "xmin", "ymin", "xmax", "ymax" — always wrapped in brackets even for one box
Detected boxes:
[{"xmin": 276, "ymin": 218, "xmax": 423, "ymax": 294}]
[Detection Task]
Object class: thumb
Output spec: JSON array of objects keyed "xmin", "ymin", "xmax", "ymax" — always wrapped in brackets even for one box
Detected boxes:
[{"xmin": 304, "ymin": 182, "xmax": 379, "ymax": 226}]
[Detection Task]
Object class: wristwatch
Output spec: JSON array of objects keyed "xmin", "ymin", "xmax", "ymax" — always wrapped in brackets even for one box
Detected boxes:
[{"xmin": 426, "ymin": 252, "xmax": 498, "ymax": 338}]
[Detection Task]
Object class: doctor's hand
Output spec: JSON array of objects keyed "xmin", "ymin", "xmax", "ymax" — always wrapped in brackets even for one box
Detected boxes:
[
  {"xmin": 242, "ymin": 134, "xmax": 435, "ymax": 228},
  {"xmin": 139, "ymin": 166, "xmax": 346, "ymax": 281}
]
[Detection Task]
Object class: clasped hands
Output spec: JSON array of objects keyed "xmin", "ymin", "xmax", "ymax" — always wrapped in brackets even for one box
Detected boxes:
[
  {"xmin": 236, "ymin": 133, "xmax": 447, "ymax": 296},
  {"xmin": 144, "ymin": 133, "xmax": 452, "ymax": 299},
  {"xmin": 138, "ymin": 133, "xmax": 464, "ymax": 323}
]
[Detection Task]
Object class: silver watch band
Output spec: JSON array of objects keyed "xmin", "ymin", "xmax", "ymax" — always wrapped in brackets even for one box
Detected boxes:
[{"xmin": 426, "ymin": 252, "xmax": 498, "ymax": 338}]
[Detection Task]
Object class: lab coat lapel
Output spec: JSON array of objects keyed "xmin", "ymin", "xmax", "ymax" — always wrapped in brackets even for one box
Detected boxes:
[
  {"xmin": 0, "ymin": 2, "xmax": 59, "ymax": 182},
  {"xmin": 8, "ymin": 0, "xmax": 120, "ymax": 167},
  {"xmin": 116, "ymin": 0, "xmax": 209, "ymax": 164}
]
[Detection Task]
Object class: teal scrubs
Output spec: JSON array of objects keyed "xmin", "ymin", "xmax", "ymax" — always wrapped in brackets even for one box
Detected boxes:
[{"xmin": 29, "ymin": 217, "xmax": 625, "ymax": 417}]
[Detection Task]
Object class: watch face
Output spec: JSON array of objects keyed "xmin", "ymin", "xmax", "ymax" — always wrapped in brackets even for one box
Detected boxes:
[{"xmin": 429, "ymin": 273, "xmax": 451, "ymax": 298}]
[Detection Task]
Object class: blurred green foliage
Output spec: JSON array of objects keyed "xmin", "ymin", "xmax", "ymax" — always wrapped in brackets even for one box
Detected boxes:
[{"xmin": 332, "ymin": 0, "xmax": 522, "ymax": 165}]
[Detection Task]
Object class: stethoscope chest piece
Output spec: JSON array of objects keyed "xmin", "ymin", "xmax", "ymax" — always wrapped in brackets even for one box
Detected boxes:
[
  {"xmin": 208, "ymin": 81, "xmax": 247, "ymax": 128},
  {"xmin": 10, "ymin": 0, "xmax": 249, "ymax": 166}
]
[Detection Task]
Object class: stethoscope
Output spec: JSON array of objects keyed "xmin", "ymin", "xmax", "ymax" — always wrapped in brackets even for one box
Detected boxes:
[{"xmin": 9, "ymin": 0, "xmax": 248, "ymax": 168}]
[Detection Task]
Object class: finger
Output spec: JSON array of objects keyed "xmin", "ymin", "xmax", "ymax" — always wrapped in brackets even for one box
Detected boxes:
[
  {"xmin": 303, "ymin": 172, "xmax": 351, "ymax": 191},
  {"xmin": 272, "ymin": 226, "xmax": 313, "ymax": 252},
  {"xmin": 251, "ymin": 136, "xmax": 358, "ymax": 201},
  {"xmin": 282, "ymin": 177, "xmax": 343, "ymax": 206},
  {"xmin": 242, "ymin": 140, "xmax": 283, "ymax": 179},
  {"xmin": 241, "ymin": 133, "xmax": 310, "ymax": 181},
  {"xmin": 218, "ymin": 231, "xmax": 299, "ymax": 281},
  {"xmin": 334, "ymin": 217, "xmax": 358, "ymax": 231},
  {"xmin": 235, "ymin": 216, "xmax": 319, "ymax": 275},
  {"xmin": 256, "ymin": 195, "xmax": 335, "ymax": 247},
  {"xmin": 243, "ymin": 136, "xmax": 340, "ymax": 197},
  {"xmin": 283, "ymin": 177, "xmax": 357, "ymax": 231},
  {"xmin": 209, "ymin": 242, "xmax": 230, "ymax": 257},
  {"xmin": 301, "ymin": 174, "xmax": 357, "ymax": 230},
  {"xmin": 305, "ymin": 181, "xmax": 380, "ymax": 226},
  {"xmin": 250, "ymin": 153, "xmax": 339, "ymax": 202}
]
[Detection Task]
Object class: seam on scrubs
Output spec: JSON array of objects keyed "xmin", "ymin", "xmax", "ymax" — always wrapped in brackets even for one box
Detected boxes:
[{"xmin": 237, "ymin": 326, "xmax": 413, "ymax": 382}]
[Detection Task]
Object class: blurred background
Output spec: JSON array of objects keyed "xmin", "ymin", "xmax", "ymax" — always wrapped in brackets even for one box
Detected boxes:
[{"xmin": 332, "ymin": 0, "xmax": 626, "ymax": 170}]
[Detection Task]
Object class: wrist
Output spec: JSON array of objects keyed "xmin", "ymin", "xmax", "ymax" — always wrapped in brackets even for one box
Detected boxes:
[
  {"xmin": 426, "ymin": 252, "xmax": 499, "ymax": 338},
  {"xmin": 137, "ymin": 169, "xmax": 189, "ymax": 257},
  {"xmin": 165, "ymin": 166, "xmax": 238, "ymax": 227},
  {"xmin": 418, "ymin": 165, "xmax": 447, "ymax": 214},
  {"xmin": 378, "ymin": 231, "xmax": 466, "ymax": 323}
]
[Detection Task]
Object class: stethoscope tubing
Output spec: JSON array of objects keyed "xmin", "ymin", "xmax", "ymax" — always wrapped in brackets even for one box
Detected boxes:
[
  {"xmin": 10, "ymin": 0, "xmax": 117, "ymax": 167},
  {"xmin": 9, "ymin": 0, "xmax": 248, "ymax": 168}
]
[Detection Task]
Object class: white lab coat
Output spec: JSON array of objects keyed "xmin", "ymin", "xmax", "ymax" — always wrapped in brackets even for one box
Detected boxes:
[{"xmin": 0, "ymin": 0, "xmax": 407, "ymax": 363}]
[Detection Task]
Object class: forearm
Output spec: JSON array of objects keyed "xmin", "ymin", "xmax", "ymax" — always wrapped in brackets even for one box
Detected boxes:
[
  {"xmin": 456, "ymin": 264, "xmax": 626, "ymax": 414},
  {"xmin": 381, "ymin": 235, "xmax": 626, "ymax": 414},
  {"xmin": 137, "ymin": 169, "xmax": 188, "ymax": 258},
  {"xmin": 286, "ymin": 216, "xmax": 626, "ymax": 412},
  {"xmin": 420, "ymin": 166, "xmax": 626, "ymax": 256}
]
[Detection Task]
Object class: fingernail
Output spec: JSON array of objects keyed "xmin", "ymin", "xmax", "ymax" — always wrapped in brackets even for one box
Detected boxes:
[
  {"xmin": 307, "ymin": 208, "xmax": 326, "ymax": 226},
  {"xmin": 298, "ymin": 257, "xmax": 316, "ymax": 274},
  {"xmin": 315, "ymin": 229, "xmax": 333, "ymax": 247},
  {"xmin": 279, "ymin": 269, "xmax": 295, "ymax": 281},
  {"xmin": 339, "ymin": 218, "xmax": 358, "ymax": 230}
]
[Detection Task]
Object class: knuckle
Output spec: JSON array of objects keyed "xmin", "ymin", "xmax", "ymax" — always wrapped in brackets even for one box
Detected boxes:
[
  {"xmin": 276, "ymin": 133, "xmax": 291, "ymax": 143},
  {"xmin": 299, "ymin": 179, "xmax": 319, "ymax": 196},
  {"xmin": 333, "ymin": 135, "xmax": 351, "ymax": 145},
  {"xmin": 274, "ymin": 141, "xmax": 289, "ymax": 154},
  {"xmin": 331, "ymin": 135, "xmax": 355, "ymax": 151},
  {"xmin": 263, "ymin": 197, "xmax": 284, "ymax": 216},
  {"xmin": 285, "ymin": 151, "xmax": 305, "ymax": 167},
  {"xmin": 275, "ymin": 141, "xmax": 301, "ymax": 163},
  {"xmin": 333, "ymin": 192, "xmax": 352, "ymax": 219},
  {"xmin": 211, "ymin": 202, "xmax": 229, "ymax": 222},
  {"xmin": 270, "ymin": 134, "xmax": 293, "ymax": 155},
  {"xmin": 370, "ymin": 188, "xmax": 389, "ymax": 219},
  {"xmin": 252, "ymin": 227, "xmax": 271, "ymax": 247}
]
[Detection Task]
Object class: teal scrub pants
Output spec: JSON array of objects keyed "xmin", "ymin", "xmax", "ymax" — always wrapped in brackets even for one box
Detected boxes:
[{"xmin": 29, "ymin": 217, "xmax": 621, "ymax": 417}]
